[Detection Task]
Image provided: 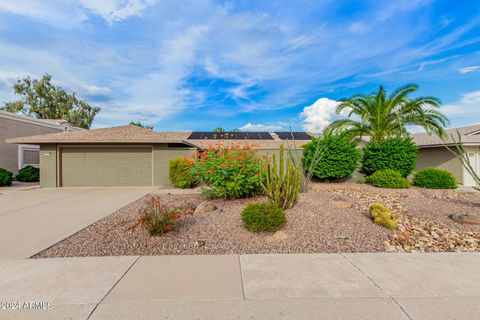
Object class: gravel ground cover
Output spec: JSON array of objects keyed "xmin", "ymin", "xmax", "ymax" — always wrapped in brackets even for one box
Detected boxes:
[{"xmin": 34, "ymin": 183, "xmax": 480, "ymax": 258}]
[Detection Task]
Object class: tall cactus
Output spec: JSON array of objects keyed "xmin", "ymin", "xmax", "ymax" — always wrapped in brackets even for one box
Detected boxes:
[{"xmin": 261, "ymin": 144, "xmax": 301, "ymax": 209}]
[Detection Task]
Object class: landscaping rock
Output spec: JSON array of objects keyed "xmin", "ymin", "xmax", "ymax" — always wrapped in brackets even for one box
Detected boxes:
[
  {"xmin": 450, "ymin": 213, "xmax": 480, "ymax": 226},
  {"xmin": 195, "ymin": 240, "xmax": 206, "ymax": 247},
  {"xmin": 267, "ymin": 230, "xmax": 288, "ymax": 242},
  {"xmin": 194, "ymin": 201, "xmax": 217, "ymax": 215}
]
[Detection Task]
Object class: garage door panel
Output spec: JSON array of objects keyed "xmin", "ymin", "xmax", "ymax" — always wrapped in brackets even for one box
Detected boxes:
[{"xmin": 62, "ymin": 147, "xmax": 152, "ymax": 187}]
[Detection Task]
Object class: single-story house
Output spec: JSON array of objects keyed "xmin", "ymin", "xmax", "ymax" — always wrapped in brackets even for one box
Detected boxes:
[
  {"xmin": 413, "ymin": 124, "xmax": 480, "ymax": 187},
  {"xmin": 6, "ymin": 125, "xmax": 312, "ymax": 187},
  {"xmin": 0, "ymin": 110, "xmax": 80, "ymax": 173}
]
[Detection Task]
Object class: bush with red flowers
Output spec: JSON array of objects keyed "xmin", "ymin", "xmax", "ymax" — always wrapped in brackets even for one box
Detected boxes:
[
  {"xmin": 131, "ymin": 196, "xmax": 181, "ymax": 236},
  {"xmin": 192, "ymin": 143, "xmax": 263, "ymax": 199}
]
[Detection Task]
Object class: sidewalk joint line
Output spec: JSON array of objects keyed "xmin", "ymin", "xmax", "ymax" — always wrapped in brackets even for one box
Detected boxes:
[
  {"xmin": 238, "ymin": 255, "xmax": 246, "ymax": 300},
  {"xmin": 341, "ymin": 254, "xmax": 385, "ymax": 293},
  {"xmin": 391, "ymin": 297, "xmax": 414, "ymax": 320},
  {"xmin": 87, "ymin": 255, "xmax": 141, "ymax": 320}
]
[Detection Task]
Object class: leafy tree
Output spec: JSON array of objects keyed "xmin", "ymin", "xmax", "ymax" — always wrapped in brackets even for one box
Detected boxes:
[
  {"xmin": 328, "ymin": 84, "xmax": 448, "ymax": 141},
  {"xmin": 129, "ymin": 121, "xmax": 146, "ymax": 128},
  {"xmin": 213, "ymin": 127, "xmax": 225, "ymax": 132},
  {"xmin": 1, "ymin": 74, "xmax": 100, "ymax": 129}
]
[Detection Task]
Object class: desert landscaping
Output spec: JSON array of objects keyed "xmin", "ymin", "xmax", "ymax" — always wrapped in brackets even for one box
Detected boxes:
[{"xmin": 35, "ymin": 182, "xmax": 480, "ymax": 258}]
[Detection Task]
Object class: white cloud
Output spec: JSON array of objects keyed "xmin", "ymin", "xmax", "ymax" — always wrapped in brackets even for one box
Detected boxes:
[
  {"xmin": 440, "ymin": 91, "xmax": 480, "ymax": 125},
  {"xmin": 239, "ymin": 122, "xmax": 287, "ymax": 132},
  {"xmin": 458, "ymin": 66, "xmax": 480, "ymax": 74},
  {"xmin": 300, "ymin": 98, "xmax": 340, "ymax": 133},
  {"xmin": 78, "ymin": 0, "xmax": 157, "ymax": 23},
  {"xmin": 0, "ymin": 0, "xmax": 156, "ymax": 26}
]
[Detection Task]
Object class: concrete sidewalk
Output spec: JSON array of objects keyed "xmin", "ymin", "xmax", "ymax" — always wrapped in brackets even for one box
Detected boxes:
[{"xmin": 0, "ymin": 253, "xmax": 479, "ymax": 319}]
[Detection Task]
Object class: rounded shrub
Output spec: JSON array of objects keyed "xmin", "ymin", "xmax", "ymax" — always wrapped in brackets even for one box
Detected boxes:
[
  {"xmin": 241, "ymin": 202, "xmax": 286, "ymax": 232},
  {"xmin": 302, "ymin": 133, "xmax": 360, "ymax": 180},
  {"xmin": 16, "ymin": 165, "xmax": 40, "ymax": 182},
  {"xmin": 362, "ymin": 137, "xmax": 418, "ymax": 177},
  {"xmin": 0, "ymin": 168, "xmax": 14, "ymax": 186},
  {"xmin": 413, "ymin": 167, "xmax": 457, "ymax": 189},
  {"xmin": 366, "ymin": 169, "xmax": 410, "ymax": 189},
  {"xmin": 168, "ymin": 157, "xmax": 196, "ymax": 189}
]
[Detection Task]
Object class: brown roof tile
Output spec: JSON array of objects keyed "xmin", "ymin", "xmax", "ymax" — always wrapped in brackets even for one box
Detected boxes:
[
  {"xmin": 413, "ymin": 124, "xmax": 480, "ymax": 147},
  {"xmin": 6, "ymin": 125, "xmax": 192, "ymax": 144}
]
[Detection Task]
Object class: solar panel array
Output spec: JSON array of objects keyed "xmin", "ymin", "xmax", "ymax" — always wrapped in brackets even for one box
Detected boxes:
[
  {"xmin": 274, "ymin": 132, "xmax": 312, "ymax": 140},
  {"xmin": 188, "ymin": 132, "xmax": 274, "ymax": 140}
]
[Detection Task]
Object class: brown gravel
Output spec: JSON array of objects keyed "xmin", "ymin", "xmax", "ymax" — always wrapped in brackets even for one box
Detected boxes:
[{"xmin": 34, "ymin": 183, "xmax": 480, "ymax": 258}]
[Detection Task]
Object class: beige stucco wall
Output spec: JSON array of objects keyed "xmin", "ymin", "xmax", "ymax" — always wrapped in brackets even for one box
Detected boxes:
[
  {"xmin": 416, "ymin": 146, "xmax": 463, "ymax": 184},
  {"xmin": 152, "ymin": 145, "xmax": 196, "ymax": 186},
  {"xmin": 0, "ymin": 117, "xmax": 63, "ymax": 173},
  {"xmin": 39, "ymin": 144, "xmax": 57, "ymax": 188}
]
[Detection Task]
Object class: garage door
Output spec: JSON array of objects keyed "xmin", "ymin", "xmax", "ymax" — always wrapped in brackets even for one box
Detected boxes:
[
  {"xmin": 464, "ymin": 152, "xmax": 480, "ymax": 187},
  {"xmin": 61, "ymin": 147, "xmax": 152, "ymax": 187}
]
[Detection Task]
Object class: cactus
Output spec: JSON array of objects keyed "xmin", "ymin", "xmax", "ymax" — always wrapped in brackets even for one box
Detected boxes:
[
  {"xmin": 368, "ymin": 203, "xmax": 397, "ymax": 230},
  {"xmin": 261, "ymin": 144, "xmax": 301, "ymax": 209}
]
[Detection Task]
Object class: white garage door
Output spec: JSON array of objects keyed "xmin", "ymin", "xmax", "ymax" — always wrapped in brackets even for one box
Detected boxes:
[{"xmin": 464, "ymin": 152, "xmax": 480, "ymax": 187}]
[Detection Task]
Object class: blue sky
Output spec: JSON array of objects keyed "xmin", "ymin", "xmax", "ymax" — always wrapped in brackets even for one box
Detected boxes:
[{"xmin": 0, "ymin": 0, "xmax": 479, "ymax": 132}]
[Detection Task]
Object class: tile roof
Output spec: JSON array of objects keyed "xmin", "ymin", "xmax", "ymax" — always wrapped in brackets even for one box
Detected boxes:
[
  {"xmin": 413, "ymin": 124, "xmax": 480, "ymax": 147},
  {"xmin": 188, "ymin": 139, "xmax": 311, "ymax": 150},
  {"xmin": 6, "ymin": 125, "xmax": 192, "ymax": 144}
]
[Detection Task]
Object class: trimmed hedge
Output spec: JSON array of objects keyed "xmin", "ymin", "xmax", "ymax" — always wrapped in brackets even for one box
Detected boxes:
[
  {"xmin": 0, "ymin": 168, "xmax": 13, "ymax": 186},
  {"xmin": 366, "ymin": 169, "xmax": 410, "ymax": 189},
  {"xmin": 16, "ymin": 165, "xmax": 40, "ymax": 182},
  {"xmin": 241, "ymin": 202, "xmax": 286, "ymax": 232},
  {"xmin": 362, "ymin": 137, "xmax": 418, "ymax": 177},
  {"xmin": 413, "ymin": 167, "xmax": 457, "ymax": 189},
  {"xmin": 302, "ymin": 133, "xmax": 360, "ymax": 180},
  {"xmin": 168, "ymin": 157, "xmax": 196, "ymax": 189}
]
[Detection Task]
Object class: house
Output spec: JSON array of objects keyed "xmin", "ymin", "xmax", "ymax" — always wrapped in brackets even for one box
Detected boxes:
[
  {"xmin": 413, "ymin": 124, "xmax": 480, "ymax": 187},
  {"xmin": 0, "ymin": 110, "xmax": 80, "ymax": 174},
  {"xmin": 6, "ymin": 125, "xmax": 312, "ymax": 187}
]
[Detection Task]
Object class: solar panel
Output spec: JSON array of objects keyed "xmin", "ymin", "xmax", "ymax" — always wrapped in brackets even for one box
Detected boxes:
[
  {"xmin": 274, "ymin": 132, "xmax": 312, "ymax": 140},
  {"xmin": 187, "ymin": 132, "xmax": 274, "ymax": 140}
]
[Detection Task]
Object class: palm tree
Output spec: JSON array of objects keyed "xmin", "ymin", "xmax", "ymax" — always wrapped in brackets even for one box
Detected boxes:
[{"xmin": 327, "ymin": 84, "xmax": 448, "ymax": 141}]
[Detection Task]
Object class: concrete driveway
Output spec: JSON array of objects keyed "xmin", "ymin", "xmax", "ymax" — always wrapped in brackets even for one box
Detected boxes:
[{"xmin": 0, "ymin": 187, "xmax": 155, "ymax": 259}]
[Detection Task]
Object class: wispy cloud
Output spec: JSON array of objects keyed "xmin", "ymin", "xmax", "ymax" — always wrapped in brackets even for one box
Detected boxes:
[
  {"xmin": 0, "ymin": 0, "xmax": 479, "ymax": 129},
  {"xmin": 459, "ymin": 66, "xmax": 480, "ymax": 74},
  {"xmin": 440, "ymin": 90, "xmax": 480, "ymax": 125}
]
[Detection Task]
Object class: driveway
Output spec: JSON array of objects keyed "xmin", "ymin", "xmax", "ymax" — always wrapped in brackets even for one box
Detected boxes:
[{"xmin": 0, "ymin": 187, "xmax": 155, "ymax": 259}]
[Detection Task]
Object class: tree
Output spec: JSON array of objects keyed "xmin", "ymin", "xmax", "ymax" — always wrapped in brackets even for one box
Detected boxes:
[
  {"xmin": 1, "ymin": 74, "xmax": 100, "ymax": 129},
  {"xmin": 213, "ymin": 127, "xmax": 225, "ymax": 132},
  {"xmin": 327, "ymin": 84, "xmax": 448, "ymax": 141},
  {"xmin": 129, "ymin": 121, "xmax": 146, "ymax": 128}
]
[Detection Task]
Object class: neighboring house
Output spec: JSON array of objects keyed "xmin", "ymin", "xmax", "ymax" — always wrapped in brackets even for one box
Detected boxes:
[
  {"xmin": 0, "ymin": 110, "xmax": 80, "ymax": 174},
  {"xmin": 6, "ymin": 125, "xmax": 311, "ymax": 187},
  {"xmin": 413, "ymin": 124, "xmax": 480, "ymax": 187}
]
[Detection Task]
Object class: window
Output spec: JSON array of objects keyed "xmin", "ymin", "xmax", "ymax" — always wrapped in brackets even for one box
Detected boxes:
[{"xmin": 18, "ymin": 144, "xmax": 40, "ymax": 169}]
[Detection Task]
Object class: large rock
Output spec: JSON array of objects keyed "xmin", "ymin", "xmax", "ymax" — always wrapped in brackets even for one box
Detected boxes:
[
  {"xmin": 194, "ymin": 201, "xmax": 217, "ymax": 215},
  {"xmin": 450, "ymin": 213, "xmax": 480, "ymax": 226}
]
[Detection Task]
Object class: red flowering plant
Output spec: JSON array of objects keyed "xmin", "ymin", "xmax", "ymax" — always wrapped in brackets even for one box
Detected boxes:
[
  {"xmin": 131, "ymin": 196, "xmax": 181, "ymax": 236},
  {"xmin": 191, "ymin": 142, "xmax": 263, "ymax": 199}
]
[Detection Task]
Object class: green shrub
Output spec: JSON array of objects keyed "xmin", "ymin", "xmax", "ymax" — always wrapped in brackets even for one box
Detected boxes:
[
  {"xmin": 303, "ymin": 133, "xmax": 360, "ymax": 180},
  {"xmin": 413, "ymin": 167, "xmax": 457, "ymax": 189},
  {"xmin": 0, "ymin": 168, "xmax": 13, "ymax": 186},
  {"xmin": 192, "ymin": 144, "xmax": 262, "ymax": 199},
  {"xmin": 368, "ymin": 203, "xmax": 397, "ymax": 229},
  {"xmin": 200, "ymin": 187, "xmax": 220, "ymax": 199},
  {"xmin": 366, "ymin": 169, "xmax": 410, "ymax": 189},
  {"xmin": 131, "ymin": 196, "xmax": 181, "ymax": 236},
  {"xmin": 16, "ymin": 165, "xmax": 40, "ymax": 182},
  {"xmin": 168, "ymin": 157, "xmax": 196, "ymax": 189},
  {"xmin": 241, "ymin": 202, "xmax": 286, "ymax": 232},
  {"xmin": 362, "ymin": 137, "xmax": 418, "ymax": 177},
  {"xmin": 261, "ymin": 145, "xmax": 301, "ymax": 209}
]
